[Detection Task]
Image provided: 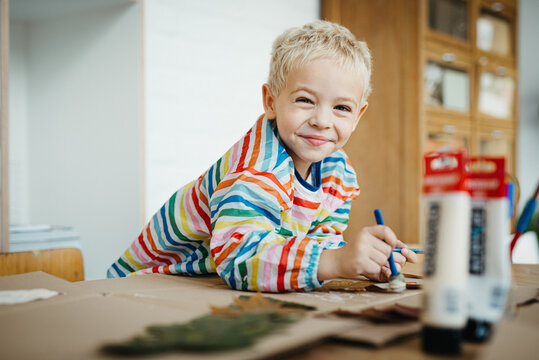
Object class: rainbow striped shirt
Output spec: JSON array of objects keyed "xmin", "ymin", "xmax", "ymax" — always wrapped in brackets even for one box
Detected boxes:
[{"xmin": 107, "ymin": 116, "xmax": 360, "ymax": 292}]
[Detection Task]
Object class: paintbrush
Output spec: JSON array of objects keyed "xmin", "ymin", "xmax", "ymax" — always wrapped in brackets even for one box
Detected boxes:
[
  {"xmin": 374, "ymin": 209, "xmax": 405, "ymax": 291},
  {"xmin": 393, "ymin": 248, "xmax": 424, "ymax": 254},
  {"xmin": 510, "ymin": 181, "xmax": 539, "ymax": 258}
]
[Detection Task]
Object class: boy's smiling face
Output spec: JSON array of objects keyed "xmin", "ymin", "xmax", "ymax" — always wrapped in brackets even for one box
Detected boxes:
[{"xmin": 263, "ymin": 58, "xmax": 368, "ymax": 179}]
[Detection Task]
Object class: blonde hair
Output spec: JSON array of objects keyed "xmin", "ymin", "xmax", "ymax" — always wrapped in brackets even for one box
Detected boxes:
[{"xmin": 268, "ymin": 20, "xmax": 372, "ymax": 105}]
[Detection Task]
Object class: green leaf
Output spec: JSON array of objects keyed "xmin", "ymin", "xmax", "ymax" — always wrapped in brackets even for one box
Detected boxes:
[{"xmin": 101, "ymin": 294, "xmax": 314, "ymax": 356}]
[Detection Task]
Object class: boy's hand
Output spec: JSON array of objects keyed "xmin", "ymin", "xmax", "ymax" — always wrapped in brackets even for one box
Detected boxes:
[
  {"xmin": 317, "ymin": 225, "xmax": 417, "ymax": 282},
  {"xmin": 373, "ymin": 245, "xmax": 417, "ymax": 282}
]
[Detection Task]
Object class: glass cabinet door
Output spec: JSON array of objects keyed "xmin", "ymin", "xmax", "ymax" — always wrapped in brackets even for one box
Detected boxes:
[
  {"xmin": 478, "ymin": 68, "xmax": 515, "ymax": 120},
  {"xmin": 428, "ymin": 0, "xmax": 469, "ymax": 41},
  {"xmin": 426, "ymin": 123, "xmax": 471, "ymax": 154},
  {"xmin": 425, "ymin": 61, "xmax": 470, "ymax": 113},
  {"xmin": 424, "ymin": 37, "xmax": 472, "ymax": 118},
  {"xmin": 478, "ymin": 127, "xmax": 515, "ymax": 173},
  {"xmin": 477, "ymin": 3, "xmax": 514, "ymax": 57}
]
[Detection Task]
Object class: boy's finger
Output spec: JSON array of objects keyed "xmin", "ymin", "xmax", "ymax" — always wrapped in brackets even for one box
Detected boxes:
[
  {"xmin": 381, "ymin": 265, "xmax": 391, "ymax": 280},
  {"xmin": 371, "ymin": 248, "xmax": 390, "ymax": 266},
  {"xmin": 364, "ymin": 260, "xmax": 384, "ymax": 279},
  {"xmin": 372, "ymin": 237, "xmax": 392, "ymax": 257},
  {"xmin": 400, "ymin": 247, "xmax": 418, "ymax": 263},
  {"xmin": 369, "ymin": 225, "xmax": 398, "ymax": 248},
  {"xmin": 395, "ymin": 240, "xmax": 418, "ymax": 263},
  {"xmin": 392, "ymin": 252, "xmax": 406, "ymax": 266},
  {"xmin": 396, "ymin": 239, "xmax": 408, "ymax": 248}
]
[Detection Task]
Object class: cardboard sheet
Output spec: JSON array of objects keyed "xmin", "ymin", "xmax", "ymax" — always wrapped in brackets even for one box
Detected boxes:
[
  {"xmin": 0, "ymin": 272, "xmax": 418, "ymax": 360},
  {"xmin": 326, "ymin": 289, "xmax": 423, "ymax": 347},
  {"xmin": 0, "ymin": 271, "xmax": 76, "ymax": 316},
  {"xmin": 0, "ymin": 270, "xmax": 73, "ymax": 291},
  {"xmin": 1, "ymin": 270, "xmax": 537, "ymax": 359},
  {"xmin": 0, "ymin": 291, "xmax": 354, "ymax": 360},
  {"xmin": 99, "ymin": 275, "xmax": 423, "ymax": 314}
]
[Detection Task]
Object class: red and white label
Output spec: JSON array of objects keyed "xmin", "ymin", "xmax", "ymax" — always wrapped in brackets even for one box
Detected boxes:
[
  {"xmin": 467, "ymin": 157, "xmax": 506, "ymax": 199},
  {"xmin": 423, "ymin": 151, "xmax": 468, "ymax": 194}
]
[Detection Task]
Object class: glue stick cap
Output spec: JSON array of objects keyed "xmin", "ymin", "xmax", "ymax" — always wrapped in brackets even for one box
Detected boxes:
[
  {"xmin": 422, "ymin": 326, "xmax": 462, "ymax": 355},
  {"xmin": 463, "ymin": 318, "xmax": 492, "ymax": 342}
]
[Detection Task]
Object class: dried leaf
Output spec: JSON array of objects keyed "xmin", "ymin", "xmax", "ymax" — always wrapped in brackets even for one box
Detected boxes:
[
  {"xmin": 234, "ymin": 293, "xmax": 282, "ymax": 312},
  {"xmin": 101, "ymin": 294, "xmax": 315, "ymax": 356},
  {"xmin": 239, "ymin": 294, "xmax": 317, "ymax": 311},
  {"xmin": 318, "ymin": 279, "xmax": 370, "ymax": 292}
]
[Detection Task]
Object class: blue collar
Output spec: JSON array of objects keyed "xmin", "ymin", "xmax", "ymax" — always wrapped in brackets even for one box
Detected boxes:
[
  {"xmin": 270, "ymin": 119, "xmax": 322, "ymax": 191},
  {"xmin": 295, "ymin": 161, "xmax": 322, "ymax": 191}
]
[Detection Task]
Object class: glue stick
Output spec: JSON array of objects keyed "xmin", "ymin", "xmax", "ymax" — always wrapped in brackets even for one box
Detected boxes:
[
  {"xmin": 464, "ymin": 157, "xmax": 511, "ymax": 342},
  {"xmin": 421, "ymin": 151, "xmax": 470, "ymax": 355}
]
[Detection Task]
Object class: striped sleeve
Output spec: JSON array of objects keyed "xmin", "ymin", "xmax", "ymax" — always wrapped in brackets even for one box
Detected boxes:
[
  {"xmin": 309, "ymin": 152, "xmax": 360, "ymax": 249},
  {"xmin": 308, "ymin": 197, "xmax": 354, "ymax": 249},
  {"xmin": 209, "ymin": 168, "xmax": 323, "ymax": 292},
  {"xmin": 106, "ymin": 179, "xmax": 215, "ymax": 278}
]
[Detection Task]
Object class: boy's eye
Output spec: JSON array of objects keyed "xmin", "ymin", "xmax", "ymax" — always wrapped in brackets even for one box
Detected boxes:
[
  {"xmin": 335, "ymin": 105, "xmax": 351, "ymax": 112},
  {"xmin": 296, "ymin": 97, "xmax": 313, "ymax": 104}
]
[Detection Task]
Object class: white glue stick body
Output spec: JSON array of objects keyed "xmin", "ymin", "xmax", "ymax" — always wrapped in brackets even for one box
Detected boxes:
[
  {"xmin": 465, "ymin": 157, "xmax": 511, "ymax": 341},
  {"xmin": 421, "ymin": 151, "xmax": 471, "ymax": 355}
]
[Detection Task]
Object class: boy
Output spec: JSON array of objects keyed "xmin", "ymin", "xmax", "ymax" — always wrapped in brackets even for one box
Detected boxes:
[{"xmin": 107, "ymin": 20, "xmax": 417, "ymax": 291}]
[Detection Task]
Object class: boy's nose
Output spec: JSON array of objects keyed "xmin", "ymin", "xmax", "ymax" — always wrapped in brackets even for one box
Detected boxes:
[{"xmin": 308, "ymin": 108, "xmax": 331, "ymax": 128}]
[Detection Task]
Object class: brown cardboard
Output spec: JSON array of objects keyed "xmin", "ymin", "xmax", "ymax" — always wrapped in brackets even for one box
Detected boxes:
[
  {"xmin": 73, "ymin": 273, "xmax": 423, "ymax": 314},
  {"xmin": 0, "ymin": 289, "xmax": 355, "ymax": 360},
  {"xmin": 0, "ymin": 272, "xmax": 383, "ymax": 360},
  {"xmin": 1, "ymin": 271, "xmax": 536, "ymax": 359},
  {"xmin": 0, "ymin": 271, "xmax": 73, "ymax": 291},
  {"xmin": 96, "ymin": 275, "xmax": 423, "ymax": 314},
  {"xmin": 328, "ymin": 292, "xmax": 423, "ymax": 347},
  {"xmin": 69, "ymin": 273, "xmax": 212, "ymax": 294},
  {"xmin": 335, "ymin": 322, "xmax": 422, "ymax": 347},
  {"xmin": 0, "ymin": 271, "xmax": 78, "ymax": 315}
]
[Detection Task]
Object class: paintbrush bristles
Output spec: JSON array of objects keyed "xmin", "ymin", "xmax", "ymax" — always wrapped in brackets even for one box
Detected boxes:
[{"xmin": 389, "ymin": 273, "xmax": 406, "ymax": 292}]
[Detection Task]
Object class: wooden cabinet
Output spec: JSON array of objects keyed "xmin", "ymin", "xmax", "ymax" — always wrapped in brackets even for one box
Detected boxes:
[{"xmin": 322, "ymin": 0, "xmax": 518, "ymax": 244}]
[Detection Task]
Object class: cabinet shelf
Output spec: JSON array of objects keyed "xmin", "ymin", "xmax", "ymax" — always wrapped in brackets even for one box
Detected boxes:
[
  {"xmin": 426, "ymin": 107, "xmax": 472, "ymax": 122},
  {"xmin": 425, "ymin": 29, "xmax": 471, "ymax": 52}
]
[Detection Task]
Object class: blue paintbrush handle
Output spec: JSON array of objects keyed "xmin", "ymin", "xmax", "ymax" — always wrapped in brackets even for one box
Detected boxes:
[
  {"xmin": 393, "ymin": 248, "xmax": 425, "ymax": 254},
  {"xmin": 516, "ymin": 199, "xmax": 537, "ymax": 232},
  {"xmin": 374, "ymin": 208, "xmax": 384, "ymax": 226},
  {"xmin": 387, "ymin": 251, "xmax": 399, "ymax": 275},
  {"xmin": 374, "ymin": 209, "xmax": 399, "ymax": 276}
]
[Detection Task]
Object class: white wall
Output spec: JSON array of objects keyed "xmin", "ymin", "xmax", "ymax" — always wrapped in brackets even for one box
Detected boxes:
[
  {"xmin": 144, "ymin": 0, "xmax": 320, "ymax": 219},
  {"xmin": 9, "ymin": 2, "xmax": 142, "ymax": 280},
  {"xmin": 9, "ymin": 0, "xmax": 320, "ymax": 281},
  {"xmin": 517, "ymin": 0, "xmax": 539, "ymax": 211},
  {"xmin": 8, "ymin": 22, "xmax": 30, "ymax": 225}
]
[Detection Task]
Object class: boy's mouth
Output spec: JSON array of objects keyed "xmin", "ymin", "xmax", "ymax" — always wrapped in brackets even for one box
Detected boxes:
[{"xmin": 301, "ymin": 135, "xmax": 330, "ymax": 146}]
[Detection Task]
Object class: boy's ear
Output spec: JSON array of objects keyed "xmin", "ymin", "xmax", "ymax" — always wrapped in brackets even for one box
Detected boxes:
[
  {"xmin": 352, "ymin": 102, "xmax": 368, "ymax": 131},
  {"xmin": 262, "ymin": 84, "xmax": 277, "ymax": 120}
]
